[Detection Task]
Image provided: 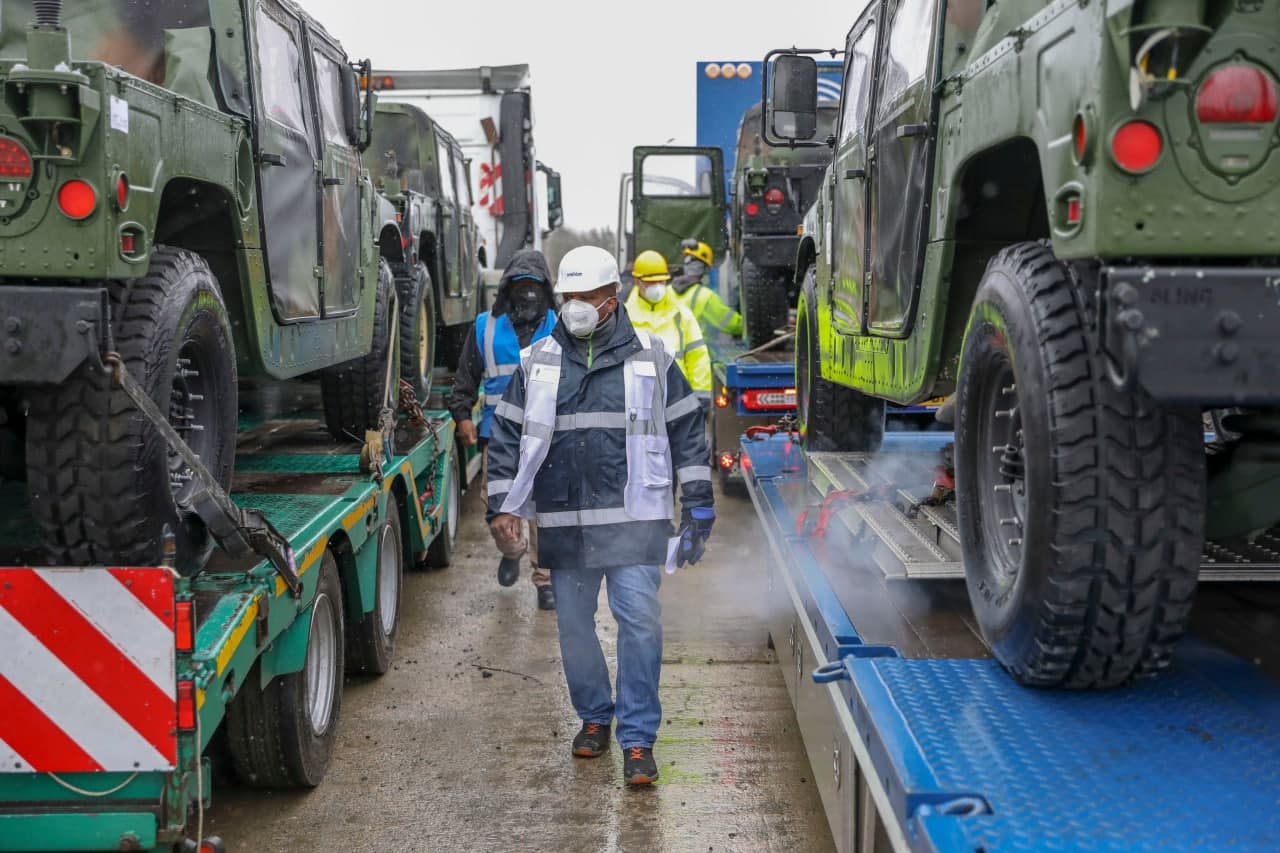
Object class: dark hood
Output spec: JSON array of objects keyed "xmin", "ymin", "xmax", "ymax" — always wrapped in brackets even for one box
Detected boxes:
[{"xmin": 492, "ymin": 250, "xmax": 554, "ymax": 317}]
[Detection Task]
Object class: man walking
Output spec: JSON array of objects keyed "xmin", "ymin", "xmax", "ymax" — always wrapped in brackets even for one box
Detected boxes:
[
  {"xmin": 451, "ymin": 249, "xmax": 558, "ymax": 609},
  {"xmin": 672, "ymin": 239, "xmax": 744, "ymax": 339},
  {"xmin": 485, "ymin": 245, "xmax": 715, "ymax": 785}
]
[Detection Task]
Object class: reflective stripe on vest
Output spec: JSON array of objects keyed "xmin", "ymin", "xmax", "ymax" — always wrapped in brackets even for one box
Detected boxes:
[
  {"xmin": 499, "ymin": 332, "xmax": 673, "ymax": 524},
  {"xmin": 477, "ymin": 310, "xmax": 556, "ymax": 438}
]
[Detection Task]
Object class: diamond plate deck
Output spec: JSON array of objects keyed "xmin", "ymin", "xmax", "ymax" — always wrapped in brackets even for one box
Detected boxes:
[
  {"xmin": 848, "ymin": 644, "xmax": 1280, "ymax": 851},
  {"xmin": 808, "ymin": 448, "xmax": 1280, "ymax": 582}
]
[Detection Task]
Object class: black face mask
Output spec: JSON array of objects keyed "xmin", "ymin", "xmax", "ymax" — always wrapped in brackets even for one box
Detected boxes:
[{"xmin": 509, "ymin": 284, "xmax": 546, "ymax": 324}]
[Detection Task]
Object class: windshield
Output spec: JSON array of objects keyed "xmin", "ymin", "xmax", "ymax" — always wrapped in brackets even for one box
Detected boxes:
[
  {"xmin": 0, "ymin": 0, "xmax": 212, "ymax": 86},
  {"xmin": 735, "ymin": 105, "xmax": 838, "ymax": 173}
]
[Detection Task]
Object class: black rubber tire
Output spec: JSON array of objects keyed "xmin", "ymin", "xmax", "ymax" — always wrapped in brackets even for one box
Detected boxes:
[
  {"xmin": 955, "ymin": 242, "xmax": 1205, "ymax": 688},
  {"xmin": 346, "ymin": 506, "xmax": 403, "ymax": 676},
  {"xmin": 321, "ymin": 260, "xmax": 398, "ymax": 443},
  {"xmin": 740, "ymin": 257, "xmax": 791, "ymax": 348},
  {"xmin": 423, "ymin": 450, "xmax": 460, "ymax": 568},
  {"xmin": 226, "ymin": 552, "xmax": 345, "ymax": 787},
  {"xmin": 25, "ymin": 246, "xmax": 237, "ymax": 575},
  {"xmin": 795, "ymin": 265, "xmax": 884, "ymax": 453},
  {"xmin": 396, "ymin": 263, "xmax": 436, "ymax": 400}
]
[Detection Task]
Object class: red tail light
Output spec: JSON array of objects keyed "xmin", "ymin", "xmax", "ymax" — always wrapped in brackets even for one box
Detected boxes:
[
  {"xmin": 177, "ymin": 680, "xmax": 197, "ymax": 730},
  {"xmin": 57, "ymin": 180, "xmax": 97, "ymax": 219},
  {"xmin": 115, "ymin": 174, "xmax": 129, "ymax": 210},
  {"xmin": 1111, "ymin": 121, "xmax": 1163, "ymax": 173},
  {"xmin": 175, "ymin": 600, "xmax": 195, "ymax": 653},
  {"xmin": 1072, "ymin": 114, "xmax": 1087, "ymax": 163},
  {"xmin": 1196, "ymin": 64, "xmax": 1278, "ymax": 124},
  {"xmin": 745, "ymin": 201, "xmax": 759, "ymax": 217},
  {"xmin": 764, "ymin": 188, "xmax": 785, "ymax": 205},
  {"xmin": 0, "ymin": 137, "xmax": 32, "ymax": 179},
  {"xmin": 718, "ymin": 452, "xmax": 736, "ymax": 470},
  {"xmin": 740, "ymin": 388, "xmax": 797, "ymax": 411}
]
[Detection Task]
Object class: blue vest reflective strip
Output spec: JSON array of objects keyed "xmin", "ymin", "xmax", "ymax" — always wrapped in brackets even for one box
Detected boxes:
[{"xmin": 475, "ymin": 309, "xmax": 557, "ymax": 438}]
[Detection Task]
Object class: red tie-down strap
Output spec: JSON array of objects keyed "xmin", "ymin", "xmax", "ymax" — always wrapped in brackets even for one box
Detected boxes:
[
  {"xmin": 745, "ymin": 425, "xmax": 777, "ymax": 440},
  {"xmin": 795, "ymin": 485, "xmax": 900, "ymax": 538}
]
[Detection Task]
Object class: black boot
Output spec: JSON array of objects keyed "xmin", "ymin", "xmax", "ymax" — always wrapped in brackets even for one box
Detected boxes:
[
  {"xmin": 623, "ymin": 746, "xmax": 659, "ymax": 785},
  {"xmin": 497, "ymin": 555, "xmax": 520, "ymax": 587},
  {"xmin": 536, "ymin": 584, "xmax": 556, "ymax": 610}
]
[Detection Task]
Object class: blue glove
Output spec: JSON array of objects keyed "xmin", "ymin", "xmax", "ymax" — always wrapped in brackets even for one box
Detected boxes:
[{"xmin": 677, "ymin": 506, "xmax": 715, "ymax": 567}]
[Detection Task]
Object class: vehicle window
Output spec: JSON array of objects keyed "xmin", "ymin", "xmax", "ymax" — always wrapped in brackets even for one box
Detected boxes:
[
  {"xmin": 839, "ymin": 24, "xmax": 878, "ymax": 146},
  {"xmin": 641, "ymin": 153, "xmax": 713, "ymax": 197},
  {"xmin": 735, "ymin": 105, "xmax": 838, "ymax": 172},
  {"xmin": 452, "ymin": 151, "xmax": 471, "ymax": 205},
  {"xmin": 313, "ymin": 51, "xmax": 348, "ymax": 146},
  {"xmin": 436, "ymin": 138, "xmax": 456, "ymax": 203},
  {"xmin": 369, "ymin": 112, "xmax": 423, "ymax": 189},
  {"xmin": 256, "ymin": 9, "xmax": 306, "ymax": 132},
  {"xmin": 876, "ymin": 0, "xmax": 934, "ymax": 121}
]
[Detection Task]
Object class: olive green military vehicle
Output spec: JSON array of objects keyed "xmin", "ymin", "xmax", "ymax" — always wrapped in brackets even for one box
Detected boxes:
[
  {"xmin": 769, "ymin": 0, "xmax": 1280, "ymax": 687},
  {"xmin": 365, "ymin": 101, "xmax": 482, "ymax": 391},
  {"xmin": 0, "ymin": 0, "xmax": 394, "ymax": 572},
  {"xmin": 730, "ymin": 101, "xmax": 838, "ymax": 346}
]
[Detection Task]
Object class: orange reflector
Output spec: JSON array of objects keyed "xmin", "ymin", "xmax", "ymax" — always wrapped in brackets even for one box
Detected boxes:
[
  {"xmin": 175, "ymin": 600, "xmax": 195, "ymax": 652},
  {"xmin": 177, "ymin": 681, "xmax": 196, "ymax": 730},
  {"xmin": 715, "ymin": 392, "xmax": 730, "ymax": 409},
  {"xmin": 718, "ymin": 452, "xmax": 736, "ymax": 470},
  {"xmin": 57, "ymin": 179, "xmax": 97, "ymax": 220},
  {"xmin": 379, "ymin": 75, "xmax": 395, "ymax": 89}
]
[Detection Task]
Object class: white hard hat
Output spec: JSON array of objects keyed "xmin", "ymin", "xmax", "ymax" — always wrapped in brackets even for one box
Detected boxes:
[{"xmin": 555, "ymin": 245, "xmax": 620, "ymax": 294}]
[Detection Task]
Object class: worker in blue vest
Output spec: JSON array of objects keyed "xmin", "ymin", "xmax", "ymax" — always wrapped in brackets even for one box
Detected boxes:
[{"xmin": 451, "ymin": 249, "xmax": 558, "ymax": 610}]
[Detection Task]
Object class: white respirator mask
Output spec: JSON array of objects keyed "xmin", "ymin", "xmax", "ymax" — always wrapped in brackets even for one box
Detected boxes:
[
  {"xmin": 561, "ymin": 299, "xmax": 604, "ymax": 338},
  {"xmin": 640, "ymin": 283, "xmax": 667, "ymax": 304}
]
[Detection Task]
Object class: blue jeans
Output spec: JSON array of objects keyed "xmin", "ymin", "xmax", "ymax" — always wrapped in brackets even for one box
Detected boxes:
[{"xmin": 550, "ymin": 563, "xmax": 662, "ymax": 749}]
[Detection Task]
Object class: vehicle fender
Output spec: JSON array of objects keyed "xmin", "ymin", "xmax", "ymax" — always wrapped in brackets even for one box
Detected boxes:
[
  {"xmin": 258, "ymin": 602, "xmax": 314, "ymax": 686},
  {"xmin": 794, "ymin": 235, "xmax": 817, "ymax": 286}
]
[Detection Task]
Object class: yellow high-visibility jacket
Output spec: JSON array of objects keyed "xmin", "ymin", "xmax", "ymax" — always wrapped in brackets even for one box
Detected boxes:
[
  {"xmin": 623, "ymin": 288, "xmax": 713, "ymax": 397},
  {"xmin": 674, "ymin": 280, "xmax": 744, "ymax": 339}
]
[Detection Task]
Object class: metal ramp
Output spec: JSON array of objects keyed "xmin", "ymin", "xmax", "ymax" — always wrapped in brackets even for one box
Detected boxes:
[{"xmin": 806, "ymin": 439, "xmax": 1280, "ymax": 582}]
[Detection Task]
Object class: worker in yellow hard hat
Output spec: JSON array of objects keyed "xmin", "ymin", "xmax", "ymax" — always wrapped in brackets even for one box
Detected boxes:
[
  {"xmin": 671, "ymin": 239, "xmax": 744, "ymax": 339},
  {"xmin": 624, "ymin": 249, "xmax": 713, "ymax": 407}
]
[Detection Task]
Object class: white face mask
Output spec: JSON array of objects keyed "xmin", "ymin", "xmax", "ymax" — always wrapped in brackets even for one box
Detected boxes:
[
  {"xmin": 561, "ymin": 299, "xmax": 604, "ymax": 338},
  {"xmin": 640, "ymin": 283, "xmax": 667, "ymax": 304}
]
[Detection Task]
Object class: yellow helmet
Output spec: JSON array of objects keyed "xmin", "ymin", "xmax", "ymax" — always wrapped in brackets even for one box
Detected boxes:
[
  {"xmin": 681, "ymin": 239, "xmax": 714, "ymax": 267},
  {"xmin": 632, "ymin": 249, "xmax": 671, "ymax": 283}
]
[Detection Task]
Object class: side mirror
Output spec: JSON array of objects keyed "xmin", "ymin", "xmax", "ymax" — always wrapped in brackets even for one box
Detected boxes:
[
  {"xmin": 347, "ymin": 59, "xmax": 374, "ymax": 152},
  {"xmin": 771, "ymin": 54, "xmax": 818, "ymax": 141},
  {"xmin": 538, "ymin": 161, "xmax": 564, "ymax": 233}
]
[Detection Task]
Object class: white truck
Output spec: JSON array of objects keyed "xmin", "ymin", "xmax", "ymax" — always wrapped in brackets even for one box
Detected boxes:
[{"xmin": 370, "ymin": 64, "xmax": 563, "ymax": 286}]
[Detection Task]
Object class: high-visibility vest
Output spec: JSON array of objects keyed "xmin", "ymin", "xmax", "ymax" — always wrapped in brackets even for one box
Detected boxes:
[
  {"xmin": 475, "ymin": 309, "xmax": 557, "ymax": 437},
  {"xmin": 497, "ymin": 332, "xmax": 674, "ymax": 526},
  {"xmin": 675, "ymin": 282, "xmax": 744, "ymax": 338}
]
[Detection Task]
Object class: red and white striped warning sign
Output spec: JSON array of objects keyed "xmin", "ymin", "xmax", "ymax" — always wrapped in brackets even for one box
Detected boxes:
[{"xmin": 0, "ymin": 567, "xmax": 178, "ymax": 773}]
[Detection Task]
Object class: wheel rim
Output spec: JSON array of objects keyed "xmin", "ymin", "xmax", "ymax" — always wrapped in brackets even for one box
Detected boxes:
[
  {"xmin": 377, "ymin": 522, "xmax": 401, "ymax": 637},
  {"xmin": 305, "ymin": 591, "xmax": 338, "ymax": 736},
  {"xmin": 417, "ymin": 301, "xmax": 430, "ymax": 382},
  {"xmin": 168, "ymin": 339, "xmax": 218, "ymax": 505},
  {"xmin": 974, "ymin": 352, "xmax": 1027, "ymax": 588}
]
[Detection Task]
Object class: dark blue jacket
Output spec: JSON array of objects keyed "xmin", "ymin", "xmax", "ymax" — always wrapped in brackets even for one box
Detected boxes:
[{"xmin": 485, "ymin": 309, "xmax": 713, "ymax": 571}]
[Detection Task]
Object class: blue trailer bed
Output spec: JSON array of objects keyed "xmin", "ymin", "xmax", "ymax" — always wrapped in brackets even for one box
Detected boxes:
[{"xmin": 743, "ymin": 432, "xmax": 1280, "ymax": 852}]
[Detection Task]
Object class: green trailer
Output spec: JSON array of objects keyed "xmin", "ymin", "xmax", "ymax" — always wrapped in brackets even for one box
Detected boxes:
[{"xmin": 0, "ymin": 383, "xmax": 463, "ymax": 852}]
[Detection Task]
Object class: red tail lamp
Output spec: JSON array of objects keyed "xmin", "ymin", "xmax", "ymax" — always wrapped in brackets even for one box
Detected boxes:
[
  {"xmin": 1110, "ymin": 121, "xmax": 1162, "ymax": 174},
  {"xmin": 57, "ymin": 179, "xmax": 98, "ymax": 220},
  {"xmin": 176, "ymin": 680, "xmax": 197, "ymax": 731},
  {"xmin": 0, "ymin": 137, "xmax": 32, "ymax": 178},
  {"xmin": 115, "ymin": 173, "xmax": 130, "ymax": 211},
  {"xmin": 718, "ymin": 452, "xmax": 736, "ymax": 470},
  {"xmin": 764, "ymin": 187, "xmax": 785, "ymax": 213},
  {"xmin": 1196, "ymin": 64, "xmax": 1278, "ymax": 124},
  {"xmin": 745, "ymin": 201, "xmax": 759, "ymax": 217},
  {"xmin": 174, "ymin": 600, "xmax": 195, "ymax": 653}
]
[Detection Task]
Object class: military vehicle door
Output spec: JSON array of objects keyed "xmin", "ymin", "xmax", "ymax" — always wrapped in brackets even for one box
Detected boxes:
[
  {"xmin": 830, "ymin": 13, "xmax": 880, "ymax": 336},
  {"xmin": 253, "ymin": 1, "xmax": 322, "ymax": 321},
  {"xmin": 450, "ymin": 145, "xmax": 479, "ymax": 299},
  {"xmin": 435, "ymin": 134, "xmax": 461, "ymax": 296},
  {"xmin": 866, "ymin": 0, "xmax": 938, "ymax": 335},
  {"xmin": 309, "ymin": 35, "xmax": 362, "ymax": 315},
  {"xmin": 632, "ymin": 146, "xmax": 725, "ymax": 267},
  {"xmin": 617, "ymin": 172, "xmax": 635, "ymax": 270}
]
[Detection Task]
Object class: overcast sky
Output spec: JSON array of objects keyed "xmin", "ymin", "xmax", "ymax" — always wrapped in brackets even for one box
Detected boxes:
[{"xmin": 302, "ymin": 0, "xmax": 857, "ymax": 230}]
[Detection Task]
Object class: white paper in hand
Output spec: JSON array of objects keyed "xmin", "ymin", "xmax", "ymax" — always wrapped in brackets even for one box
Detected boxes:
[{"xmin": 665, "ymin": 536, "xmax": 681, "ymax": 575}]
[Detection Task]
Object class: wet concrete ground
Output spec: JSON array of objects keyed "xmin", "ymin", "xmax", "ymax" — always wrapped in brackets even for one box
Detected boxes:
[{"xmin": 206, "ymin": 482, "xmax": 835, "ymax": 852}]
